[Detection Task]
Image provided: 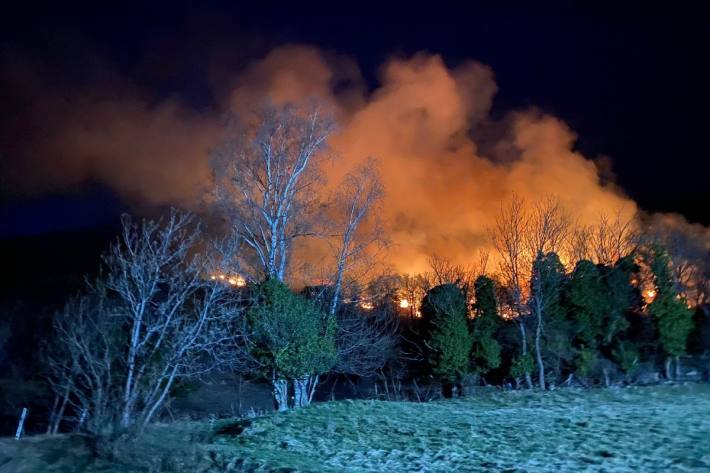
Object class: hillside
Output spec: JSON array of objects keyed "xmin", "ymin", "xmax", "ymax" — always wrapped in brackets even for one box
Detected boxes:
[{"xmin": 2, "ymin": 384, "xmax": 709, "ymax": 472}]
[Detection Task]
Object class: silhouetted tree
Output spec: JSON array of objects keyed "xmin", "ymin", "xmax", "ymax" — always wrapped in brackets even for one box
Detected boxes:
[
  {"xmin": 648, "ymin": 246, "xmax": 694, "ymax": 379},
  {"xmin": 490, "ymin": 194, "xmax": 533, "ymax": 388},
  {"xmin": 471, "ymin": 276, "xmax": 502, "ymax": 376},
  {"xmin": 420, "ymin": 283, "xmax": 472, "ymax": 396},
  {"xmin": 529, "ymin": 252, "xmax": 567, "ymax": 389},
  {"xmin": 564, "ymin": 260, "xmax": 606, "ymax": 377},
  {"xmin": 248, "ymin": 279, "xmax": 336, "ymax": 409},
  {"xmin": 211, "ymin": 103, "xmax": 335, "ymax": 281},
  {"xmin": 47, "ymin": 210, "xmax": 241, "ymax": 434}
]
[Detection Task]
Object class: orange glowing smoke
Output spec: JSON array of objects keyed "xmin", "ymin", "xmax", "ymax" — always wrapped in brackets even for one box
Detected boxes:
[{"xmin": 5, "ymin": 45, "xmax": 648, "ymax": 277}]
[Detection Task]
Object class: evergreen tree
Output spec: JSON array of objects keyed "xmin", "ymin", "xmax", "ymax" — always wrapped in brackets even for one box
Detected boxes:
[
  {"xmin": 565, "ymin": 260, "xmax": 607, "ymax": 346},
  {"xmin": 249, "ymin": 279, "xmax": 337, "ymax": 409},
  {"xmin": 601, "ymin": 256, "xmax": 637, "ymax": 345},
  {"xmin": 420, "ymin": 283, "xmax": 472, "ymax": 394},
  {"xmin": 529, "ymin": 252, "xmax": 568, "ymax": 388},
  {"xmin": 563, "ymin": 260, "xmax": 606, "ymax": 376},
  {"xmin": 647, "ymin": 246, "xmax": 694, "ymax": 379},
  {"xmin": 603, "ymin": 255, "xmax": 640, "ymax": 378},
  {"xmin": 471, "ymin": 276, "xmax": 502, "ymax": 375}
]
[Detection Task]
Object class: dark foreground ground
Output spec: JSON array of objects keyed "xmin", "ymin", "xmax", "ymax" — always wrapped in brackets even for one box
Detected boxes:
[{"xmin": 2, "ymin": 384, "xmax": 709, "ymax": 472}]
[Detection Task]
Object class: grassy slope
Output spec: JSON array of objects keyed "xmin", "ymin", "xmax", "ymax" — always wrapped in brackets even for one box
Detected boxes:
[
  {"xmin": 2, "ymin": 384, "xmax": 710, "ymax": 472},
  {"xmin": 213, "ymin": 384, "xmax": 710, "ymax": 472}
]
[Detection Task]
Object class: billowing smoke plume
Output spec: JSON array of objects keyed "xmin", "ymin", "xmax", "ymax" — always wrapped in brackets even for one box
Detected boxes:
[
  {"xmin": 0, "ymin": 45, "xmax": 651, "ymax": 273},
  {"xmin": 0, "ymin": 59, "xmax": 219, "ymax": 206}
]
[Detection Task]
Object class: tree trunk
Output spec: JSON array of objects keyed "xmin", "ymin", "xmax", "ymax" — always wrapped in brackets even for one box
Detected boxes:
[
  {"xmin": 293, "ymin": 377, "xmax": 308, "ymax": 408},
  {"xmin": 51, "ymin": 386, "xmax": 71, "ymax": 434},
  {"xmin": 141, "ymin": 366, "xmax": 180, "ymax": 433},
  {"xmin": 534, "ymin": 310, "xmax": 545, "ymax": 390},
  {"xmin": 15, "ymin": 408, "xmax": 28, "ymax": 440},
  {"xmin": 665, "ymin": 357, "xmax": 672, "ymax": 381},
  {"xmin": 46, "ymin": 395, "xmax": 59, "ymax": 435},
  {"xmin": 675, "ymin": 356, "xmax": 681, "ymax": 379},
  {"xmin": 307, "ymin": 374, "xmax": 319, "ymax": 405},
  {"xmin": 518, "ymin": 320, "xmax": 533, "ymax": 389},
  {"xmin": 122, "ymin": 303, "xmax": 146, "ymax": 429},
  {"xmin": 75, "ymin": 408, "xmax": 88, "ymax": 432},
  {"xmin": 273, "ymin": 378, "xmax": 288, "ymax": 411}
]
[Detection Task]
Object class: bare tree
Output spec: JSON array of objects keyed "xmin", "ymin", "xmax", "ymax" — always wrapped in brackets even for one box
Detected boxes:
[
  {"xmin": 525, "ymin": 196, "xmax": 570, "ymax": 259},
  {"xmin": 211, "ymin": 103, "xmax": 335, "ymax": 281},
  {"xmin": 290, "ymin": 160, "xmax": 390, "ymax": 403},
  {"xmin": 328, "ymin": 159, "xmax": 386, "ymax": 317},
  {"xmin": 490, "ymin": 194, "xmax": 533, "ymax": 388},
  {"xmin": 426, "ymin": 254, "xmax": 480, "ymax": 312},
  {"xmin": 399, "ymin": 273, "xmax": 431, "ymax": 319},
  {"xmin": 525, "ymin": 197, "xmax": 570, "ymax": 390},
  {"xmin": 333, "ymin": 305, "xmax": 399, "ymax": 378},
  {"xmin": 642, "ymin": 215, "xmax": 710, "ymax": 306},
  {"xmin": 47, "ymin": 288, "xmax": 117, "ymax": 434},
  {"xmin": 567, "ymin": 223, "xmax": 593, "ymax": 266},
  {"xmin": 47, "ymin": 210, "xmax": 243, "ymax": 434},
  {"xmin": 591, "ymin": 211, "xmax": 637, "ymax": 266},
  {"xmin": 473, "ymin": 250, "xmax": 491, "ymax": 282}
]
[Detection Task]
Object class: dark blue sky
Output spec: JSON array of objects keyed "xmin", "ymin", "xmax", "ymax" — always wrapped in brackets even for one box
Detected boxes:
[{"xmin": 1, "ymin": 1, "xmax": 707, "ymax": 238}]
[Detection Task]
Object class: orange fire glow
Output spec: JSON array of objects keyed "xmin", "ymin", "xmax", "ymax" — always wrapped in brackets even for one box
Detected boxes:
[
  {"xmin": 643, "ymin": 289, "xmax": 657, "ymax": 303},
  {"xmin": 211, "ymin": 272, "xmax": 246, "ymax": 287}
]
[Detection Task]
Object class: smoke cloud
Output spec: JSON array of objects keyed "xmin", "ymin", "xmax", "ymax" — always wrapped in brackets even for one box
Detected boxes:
[{"xmin": 0, "ymin": 45, "xmax": 653, "ymax": 274}]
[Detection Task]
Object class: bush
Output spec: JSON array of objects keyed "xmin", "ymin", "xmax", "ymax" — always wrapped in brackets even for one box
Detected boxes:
[
  {"xmin": 574, "ymin": 346, "xmax": 598, "ymax": 377},
  {"xmin": 612, "ymin": 341, "xmax": 641, "ymax": 375},
  {"xmin": 510, "ymin": 353, "xmax": 534, "ymax": 380}
]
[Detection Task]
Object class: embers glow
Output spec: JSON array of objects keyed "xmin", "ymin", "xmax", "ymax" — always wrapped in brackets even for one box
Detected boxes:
[{"xmin": 211, "ymin": 272, "xmax": 246, "ymax": 287}]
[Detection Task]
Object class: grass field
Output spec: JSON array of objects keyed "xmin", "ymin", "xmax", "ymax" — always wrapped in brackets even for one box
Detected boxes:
[{"xmin": 2, "ymin": 384, "xmax": 710, "ymax": 472}]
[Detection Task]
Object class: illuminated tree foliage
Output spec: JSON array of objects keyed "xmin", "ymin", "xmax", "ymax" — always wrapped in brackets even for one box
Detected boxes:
[
  {"xmin": 563, "ymin": 260, "xmax": 606, "ymax": 375},
  {"xmin": 529, "ymin": 252, "xmax": 567, "ymax": 389},
  {"xmin": 601, "ymin": 256, "xmax": 637, "ymax": 345},
  {"xmin": 420, "ymin": 283, "xmax": 472, "ymax": 388},
  {"xmin": 471, "ymin": 276, "xmax": 502, "ymax": 374},
  {"xmin": 248, "ymin": 279, "xmax": 337, "ymax": 409},
  {"xmin": 565, "ymin": 260, "xmax": 607, "ymax": 344},
  {"xmin": 648, "ymin": 246, "xmax": 694, "ymax": 377}
]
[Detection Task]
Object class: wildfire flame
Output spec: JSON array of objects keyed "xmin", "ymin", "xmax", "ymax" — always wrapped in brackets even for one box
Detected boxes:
[
  {"xmin": 643, "ymin": 289, "xmax": 656, "ymax": 303},
  {"xmin": 227, "ymin": 276, "xmax": 246, "ymax": 287},
  {"xmin": 210, "ymin": 272, "xmax": 246, "ymax": 287},
  {"xmin": 399, "ymin": 299, "xmax": 410, "ymax": 309}
]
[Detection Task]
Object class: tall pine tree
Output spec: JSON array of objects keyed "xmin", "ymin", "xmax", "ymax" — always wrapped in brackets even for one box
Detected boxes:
[
  {"xmin": 421, "ymin": 283, "xmax": 472, "ymax": 395},
  {"xmin": 471, "ymin": 276, "xmax": 503, "ymax": 376},
  {"xmin": 648, "ymin": 246, "xmax": 694, "ymax": 379}
]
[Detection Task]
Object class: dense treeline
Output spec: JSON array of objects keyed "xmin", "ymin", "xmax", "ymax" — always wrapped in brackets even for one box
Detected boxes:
[
  {"xmin": 387, "ymin": 248, "xmax": 699, "ymax": 397},
  {"xmin": 1, "ymin": 103, "xmax": 709, "ymax": 441}
]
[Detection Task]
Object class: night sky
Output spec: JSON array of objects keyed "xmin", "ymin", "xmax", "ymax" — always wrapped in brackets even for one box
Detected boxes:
[{"xmin": 1, "ymin": 1, "xmax": 707, "ymax": 239}]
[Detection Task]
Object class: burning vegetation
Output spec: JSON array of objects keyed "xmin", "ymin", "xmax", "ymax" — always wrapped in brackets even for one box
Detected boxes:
[{"xmin": 3, "ymin": 48, "xmax": 709, "ymax": 457}]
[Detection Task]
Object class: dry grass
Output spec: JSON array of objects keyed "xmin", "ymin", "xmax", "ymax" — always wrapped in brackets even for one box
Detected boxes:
[
  {"xmin": 209, "ymin": 384, "xmax": 710, "ymax": 472},
  {"xmin": 2, "ymin": 384, "xmax": 710, "ymax": 472}
]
